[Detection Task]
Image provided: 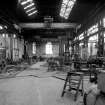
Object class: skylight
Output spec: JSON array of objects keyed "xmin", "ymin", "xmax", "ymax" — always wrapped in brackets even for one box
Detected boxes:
[
  {"xmin": 19, "ymin": 0, "xmax": 37, "ymax": 16},
  {"xmin": 60, "ymin": 0, "xmax": 76, "ymax": 19}
]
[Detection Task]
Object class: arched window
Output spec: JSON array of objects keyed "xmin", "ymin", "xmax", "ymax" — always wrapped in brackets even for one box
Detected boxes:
[
  {"xmin": 32, "ymin": 42, "xmax": 36, "ymax": 54},
  {"xmin": 46, "ymin": 42, "xmax": 53, "ymax": 54}
]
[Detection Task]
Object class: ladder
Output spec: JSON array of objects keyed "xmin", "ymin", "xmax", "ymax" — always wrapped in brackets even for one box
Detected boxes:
[{"xmin": 61, "ymin": 71, "xmax": 84, "ymax": 101}]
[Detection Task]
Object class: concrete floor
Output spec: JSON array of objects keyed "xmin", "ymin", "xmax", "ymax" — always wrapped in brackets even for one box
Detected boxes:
[{"xmin": 0, "ymin": 61, "xmax": 85, "ymax": 105}]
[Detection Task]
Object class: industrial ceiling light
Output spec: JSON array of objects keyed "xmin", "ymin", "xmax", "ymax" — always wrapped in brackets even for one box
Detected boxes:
[
  {"xmin": 19, "ymin": 0, "xmax": 37, "ymax": 16},
  {"xmin": 21, "ymin": 0, "xmax": 33, "ymax": 5},
  {"xmin": 28, "ymin": 10, "xmax": 37, "ymax": 16},
  {"xmin": 60, "ymin": 0, "xmax": 76, "ymax": 19},
  {"xmin": 26, "ymin": 7, "xmax": 36, "ymax": 13},
  {"xmin": 24, "ymin": 3, "xmax": 34, "ymax": 9}
]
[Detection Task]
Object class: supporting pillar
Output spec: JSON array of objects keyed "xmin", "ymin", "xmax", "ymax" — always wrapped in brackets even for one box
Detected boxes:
[
  {"xmin": 97, "ymin": 22, "xmax": 104, "ymax": 57},
  {"xmin": 65, "ymin": 38, "xmax": 70, "ymax": 53},
  {"xmin": 84, "ymin": 37, "xmax": 88, "ymax": 60},
  {"xmin": 59, "ymin": 36, "xmax": 65, "ymax": 56},
  {"xmin": 10, "ymin": 34, "xmax": 13, "ymax": 60}
]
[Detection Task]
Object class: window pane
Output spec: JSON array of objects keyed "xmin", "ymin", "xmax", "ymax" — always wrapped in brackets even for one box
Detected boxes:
[
  {"xmin": 65, "ymin": 7, "xmax": 71, "ymax": 14},
  {"xmin": 60, "ymin": 12, "xmax": 64, "ymax": 17},
  {"xmin": 103, "ymin": 18, "xmax": 105, "ymax": 27},
  {"xmin": 61, "ymin": 7, "xmax": 66, "ymax": 14},
  {"xmin": 63, "ymin": 0, "xmax": 69, "ymax": 4},
  {"xmin": 62, "ymin": 3, "xmax": 66, "ymax": 8},
  {"xmin": 32, "ymin": 43, "xmax": 36, "ymax": 54},
  {"xmin": 88, "ymin": 35, "xmax": 98, "ymax": 42},
  {"xmin": 68, "ymin": 1, "xmax": 74, "ymax": 7},
  {"xmin": 64, "ymin": 16, "xmax": 68, "ymax": 19},
  {"xmin": 46, "ymin": 42, "xmax": 53, "ymax": 54},
  {"xmin": 64, "ymin": 12, "xmax": 69, "ymax": 17}
]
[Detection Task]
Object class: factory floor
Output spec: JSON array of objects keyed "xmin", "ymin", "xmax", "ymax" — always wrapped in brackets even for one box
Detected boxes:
[{"xmin": 0, "ymin": 61, "xmax": 93, "ymax": 105}]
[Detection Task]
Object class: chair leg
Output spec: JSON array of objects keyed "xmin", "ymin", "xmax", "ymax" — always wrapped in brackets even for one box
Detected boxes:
[
  {"xmin": 61, "ymin": 74, "xmax": 69, "ymax": 97},
  {"xmin": 74, "ymin": 76, "xmax": 82, "ymax": 101},
  {"xmin": 68, "ymin": 76, "xmax": 72, "ymax": 91},
  {"xmin": 81, "ymin": 77, "xmax": 84, "ymax": 96}
]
